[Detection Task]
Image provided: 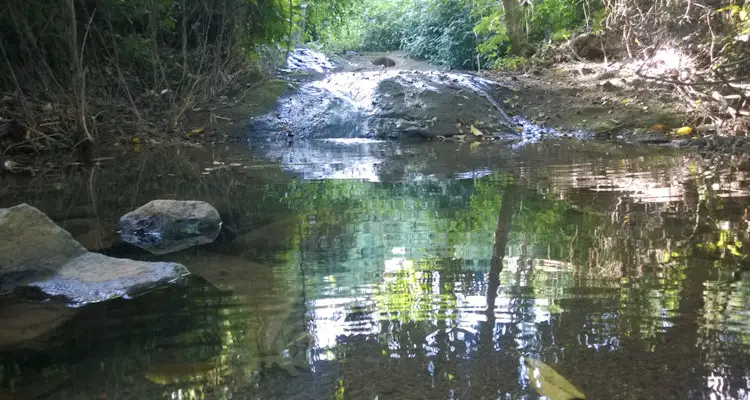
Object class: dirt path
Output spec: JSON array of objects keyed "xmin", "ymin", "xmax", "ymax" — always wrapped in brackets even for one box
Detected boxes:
[{"xmin": 335, "ymin": 51, "xmax": 440, "ymax": 72}]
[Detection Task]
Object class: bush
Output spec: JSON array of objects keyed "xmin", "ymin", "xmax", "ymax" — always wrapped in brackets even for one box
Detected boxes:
[{"xmin": 0, "ymin": 0, "xmax": 349, "ymax": 151}]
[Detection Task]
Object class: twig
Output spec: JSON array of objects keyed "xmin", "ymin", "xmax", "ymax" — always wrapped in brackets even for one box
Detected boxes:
[{"xmin": 714, "ymin": 69, "xmax": 750, "ymax": 105}]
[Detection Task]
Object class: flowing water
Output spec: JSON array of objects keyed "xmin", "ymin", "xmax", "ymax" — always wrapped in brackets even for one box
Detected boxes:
[{"xmin": 2, "ymin": 138, "xmax": 750, "ymax": 400}]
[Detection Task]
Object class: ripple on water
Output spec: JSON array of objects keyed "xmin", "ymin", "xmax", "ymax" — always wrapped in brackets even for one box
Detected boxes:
[{"xmin": 2, "ymin": 144, "xmax": 750, "ymax": 400}]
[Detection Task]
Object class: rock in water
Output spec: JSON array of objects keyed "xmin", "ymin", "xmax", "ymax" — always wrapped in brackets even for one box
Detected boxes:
[
  {"xmin": 371, "ymin": 56, "xmax": 396, "ymax": 67},
  {"xmin": 0, "ymin": 203, "xmax": 189, "ymax": 306},
  {"xmin": 119, "ymin": 200, "xmax": 222, "ymax": 255},
  {"xmin": 251, "ymin": 70, "xmax": 514, "ymax": 141}
]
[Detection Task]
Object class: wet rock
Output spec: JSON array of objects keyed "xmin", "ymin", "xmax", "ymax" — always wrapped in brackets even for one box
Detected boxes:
[
  {"xmin": 0, "ymin": 301, "xmax": 77, "ymax": 348},
  {"xmin": 30, "ymin": 252, "xmax": 189, "ymax": 305},
  {"xmin": 283, "ymin": 48, "xmax": 335, "ymax": 74},
  {"xmin": 632, "ymin": 132, "xmax": 671, "ymax": 144},
  {"xmin": 168, "ymin": 251, "xmax": 303, "ymax": 357},
  {"xmin": 0, "ymin": 204, "xmax": 88, "ymax": 278},
  {"xmin": 0, "ymin": 203, "xmax": 190, "ymax": 306},
  {"xmin": 119, "ymin": 200, "xmax": 222, "ymax": 255},
  {"xmin": 372, "ymin": 56, "xmax": 396, "ymax": 67},
  {"xmin": 251, "ymin": 70, "xmax": 513, "ymax": 140}
]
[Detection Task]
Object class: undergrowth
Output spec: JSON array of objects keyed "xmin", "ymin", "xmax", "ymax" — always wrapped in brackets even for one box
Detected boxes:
[{"xmin": 0, "ymin": 0, "xmax": 350, "ymax": 156}]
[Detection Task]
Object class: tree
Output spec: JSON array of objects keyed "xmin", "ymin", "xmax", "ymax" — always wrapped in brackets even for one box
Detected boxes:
[{"xmin": 501, "ymin": 0, "xmax": 532, "ymax": 56}]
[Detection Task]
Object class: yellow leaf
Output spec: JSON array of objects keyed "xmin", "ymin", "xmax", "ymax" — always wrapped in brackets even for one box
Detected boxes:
[
  {"xmin": 675, "ymin": 126, "xmax": 693, "ymax": 136},
  {"xmin": 132, "ymin": 137, "xmax": 140, "ymax": 144},
  {"xmin": 470, "ymin": 125, "xmax": 484, "ymax": 137},
  {"xmin": 523, "ymin": 357, "xmax": 586, "ymax": 400},
  {"xmin": 470, "ymin": 141, "xmax": 480, "ymax": 151},
  {"xmin": 649, "ymin": 123, "xmax": 668, "ymax": 132},
  {"xmin": 188, "ymin": 127, "xmax": 205, "ymax": 137}
]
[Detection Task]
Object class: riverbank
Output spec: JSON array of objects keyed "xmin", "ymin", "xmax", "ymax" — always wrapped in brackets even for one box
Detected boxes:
[{"xmin": 3, "ymin": 48, "xmax": 748, "ymax": 177}]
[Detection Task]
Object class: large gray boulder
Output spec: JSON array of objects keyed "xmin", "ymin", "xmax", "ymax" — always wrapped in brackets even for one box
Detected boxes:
[
  {"xmin": 119, "ymin": 200, "xmax": 222, "ymax": 255},
  {"xmin": 0, "ymin": 203, "xmax": 189, "ymax": 306},
  {"xmin": 250, "ymin": 70, "xmax": 514, "ymax": 140}
]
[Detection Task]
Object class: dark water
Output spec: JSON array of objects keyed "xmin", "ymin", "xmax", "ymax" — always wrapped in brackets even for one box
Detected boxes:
[{"xmin": 2, "ymin": 139, "xmax": 750, "ymax": 400}]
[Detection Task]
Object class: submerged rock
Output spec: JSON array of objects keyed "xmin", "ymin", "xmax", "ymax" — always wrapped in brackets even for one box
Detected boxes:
[
  {"xmin": 250, "ymin": 70, "xmax": 513, "ymax": 140},
  {"xmin": 0, "ymin": 301, "xmax": 78, "ymax": 348},
  {"xmin": 0, "ymin": 203, "xmax": 189, "ymax": 306},
  {"xmin": 119, "ymin": 200, "xmax": 222, "ymax": 255}
]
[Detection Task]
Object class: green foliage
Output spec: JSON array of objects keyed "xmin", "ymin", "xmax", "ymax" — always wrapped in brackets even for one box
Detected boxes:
[
  {"xmin": 314, "ymin": 0, "xmax": 603, "ymax": 70},
  {"xmin": 400, "ymin": 0, "xmax": 477, "ymax": 69},
  {"xmin": 0, "ymin": 0, "xmax": 350, "ymax": 142},
  {"xmin": 496, "ymin": 55, "xmax": 528, "ymax": 70},
  {"xmin": 472, "ymin": 0, "xmax": 600, "ymax": 68},
  {"xmin": 526, "ymin": 0, "xmax": 585, "ymax": 42},
  {"xmin": 315, "ymin": 0, "xmax": 477, "ymax": 69}
]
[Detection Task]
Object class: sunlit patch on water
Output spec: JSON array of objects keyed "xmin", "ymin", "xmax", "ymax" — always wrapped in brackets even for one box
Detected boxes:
[{"xmin": 319, "ymin": 138, "xmax": 388, "ymax": 144}]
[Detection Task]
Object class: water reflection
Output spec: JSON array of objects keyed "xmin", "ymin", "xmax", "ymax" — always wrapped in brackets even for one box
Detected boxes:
[{"xmin": 2, "ymin": 143, "xmax": 750, "ymax": 399}]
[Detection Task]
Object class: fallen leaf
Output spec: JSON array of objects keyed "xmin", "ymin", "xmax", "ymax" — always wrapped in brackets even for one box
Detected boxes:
[
  {"xmin": 470, "ymin": 141, "xmax": 480, "ymax": 150},
  {"xmin": 470, "ymin": 125, "xmax": 484, "ymax": 137},
  {"xmin": 523, "ymin": 357, "xmax": 586, "ymax": 400},
  {"xmin": 188, "ymin": 127, "xmax": 205, "ymax": 137},
  {"xmin": 649, "ymin": 123, "xmax": 668, "ymax": 132},
  {"xmin": 675, "ymin": 126, "xmax": 693, "ymax": 136}
]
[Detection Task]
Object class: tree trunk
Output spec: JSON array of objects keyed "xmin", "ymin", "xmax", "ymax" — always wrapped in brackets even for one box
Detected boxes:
[{"xmin": 501, "ymin": 0, "xmax": 531, "ymax": 57}]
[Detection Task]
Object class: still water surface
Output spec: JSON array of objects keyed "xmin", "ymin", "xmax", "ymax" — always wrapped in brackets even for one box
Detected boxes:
[{"xmin": 2, "ymin": 139, "xmax": 750, "ymax": 399}]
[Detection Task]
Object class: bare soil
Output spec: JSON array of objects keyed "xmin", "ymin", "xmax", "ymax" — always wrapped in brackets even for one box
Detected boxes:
[{"xmin": 480, "ymin": 62, "xmax": 688, "ymax": 138}]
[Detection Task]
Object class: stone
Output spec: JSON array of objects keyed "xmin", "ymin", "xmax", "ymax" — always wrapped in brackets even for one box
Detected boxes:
[
  {"xmin": 119, "ymin": 200, "xmax": 222, "ymax": 255},
  {"xmin": 0, "ymin": 204, "xmax": 88, "ymax": 279},
  {"xmin": 569, "ymin": 33, "xmax": 605, "ymax": 60},
  {"xmin": 250, "ymin": 70, "xmax": 514, "ymax": 141},
  {"xmin": 0, "ymin": 301, "xmax": 77, "ymax": 348},
  {"xmin": 29, "ymin": 253, "xmax": 189, "ymax": 305},
  {"xmin": 0, "ymin": 203, "xmax": 190, "ymax": 306}
]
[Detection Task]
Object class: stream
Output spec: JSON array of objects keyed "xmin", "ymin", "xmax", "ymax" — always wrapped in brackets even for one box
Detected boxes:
[{"xmin": 1, "ymin": 50, "xmax": 750, "ymax": 400}]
